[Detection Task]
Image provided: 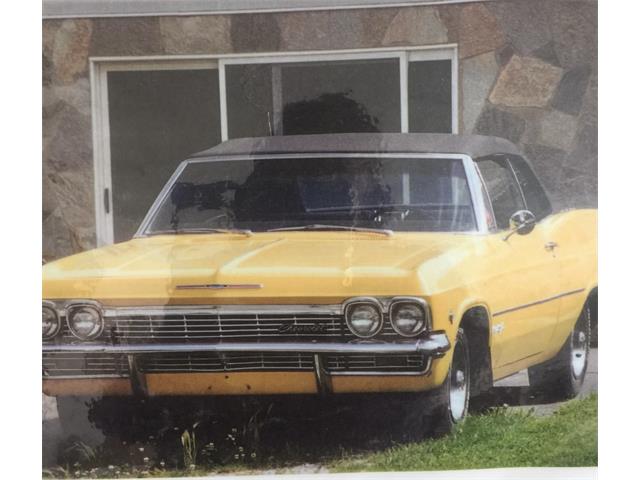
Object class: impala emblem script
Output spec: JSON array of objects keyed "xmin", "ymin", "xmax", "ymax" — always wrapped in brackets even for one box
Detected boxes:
[
  {"xmin": 278, "ymin": 324, "xmax": 327, "ymax": 334},
  {"xmin": 175, "ymin": 283, "xmax": 263, "ymax": 290}
]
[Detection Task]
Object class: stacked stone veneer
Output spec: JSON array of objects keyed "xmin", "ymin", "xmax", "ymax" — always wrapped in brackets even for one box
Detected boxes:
[{"xmin": 43, "ymin": 0, "xmax": 597, "ymax": 260}]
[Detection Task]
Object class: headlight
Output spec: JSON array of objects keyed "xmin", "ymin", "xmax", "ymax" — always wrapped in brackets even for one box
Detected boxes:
[
  {"xmin": 390, "ymin": 299, "xmax": 427, "ymax": 337},
  {"xmin": 345, "ymin": 299, "xmax": 383, "ymax": 338},
  {"xmin": 42, "ymin": 305, "xmax": 60, "ymax": 339},
  {"xmin": 67, "ymin": 305, "xmax": 103, "ymax": 340}
]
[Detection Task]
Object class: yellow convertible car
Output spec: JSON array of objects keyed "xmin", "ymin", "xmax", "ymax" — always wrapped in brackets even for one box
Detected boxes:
[{"xmin": 43, "ymin": 133, "xmax": 597, "ymax": 436}]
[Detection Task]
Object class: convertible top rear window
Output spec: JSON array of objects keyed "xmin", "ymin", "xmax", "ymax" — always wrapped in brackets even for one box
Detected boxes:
[{"xmin": 145, "ymin": 156, "xmax": 477, "ymax": 234}]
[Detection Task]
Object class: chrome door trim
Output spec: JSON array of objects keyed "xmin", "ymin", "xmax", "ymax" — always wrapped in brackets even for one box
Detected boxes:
[{"xmin": 492, "ymin": 289, "xmax": 585, "ymax": 317}]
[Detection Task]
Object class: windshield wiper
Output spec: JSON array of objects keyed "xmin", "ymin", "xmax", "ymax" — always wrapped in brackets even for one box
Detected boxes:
[
  {"xmin": 267, "ymin": 224, "xmax": 393, "ymax": 237},
  {"xmin": 147, "ymin": 228, "xmax": 253, "ymax": 237}
]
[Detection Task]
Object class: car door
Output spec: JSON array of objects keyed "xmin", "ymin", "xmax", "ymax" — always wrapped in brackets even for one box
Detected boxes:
[
  {"xmin": 476, "ymin": 155, "xmax": 561, "ymax": 371},
  {"xmin": 509, "ymin": 156, "xmax": 594, "ymax": 352}
]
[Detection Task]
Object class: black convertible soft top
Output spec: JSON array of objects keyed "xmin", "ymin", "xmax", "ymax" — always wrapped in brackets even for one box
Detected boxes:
[{"xmin": 190, "ymin": 133, "xmax": 522, "ymax": 159}]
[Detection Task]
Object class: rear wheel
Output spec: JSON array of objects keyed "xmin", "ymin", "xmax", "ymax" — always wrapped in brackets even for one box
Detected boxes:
[{"xmin": 528, "ymin": 303, "xmax": 591, "ymax": 400}]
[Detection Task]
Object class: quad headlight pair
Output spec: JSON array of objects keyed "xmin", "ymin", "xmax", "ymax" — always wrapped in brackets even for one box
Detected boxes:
[
  {"xmin": 42, "ymin": 302, "xmax": 103, "ymax": 340},
  {"xmin": 344, "ymin": 297, "xmax": 429, "ymax": 338}
]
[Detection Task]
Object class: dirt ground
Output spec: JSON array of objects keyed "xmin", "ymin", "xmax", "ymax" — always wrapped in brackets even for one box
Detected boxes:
[{"xmin": 42, "ymin": 349, "xmax": 598, "ymax": 469}]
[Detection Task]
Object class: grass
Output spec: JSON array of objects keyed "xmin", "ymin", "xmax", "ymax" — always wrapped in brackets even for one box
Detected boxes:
[
  {"xmin": 331, "ymin": 394, "xmax": 597, "ymax": 472},
  {"xmin": 43, "ymin": 395, "xmax": 597, "ymax": 478}
]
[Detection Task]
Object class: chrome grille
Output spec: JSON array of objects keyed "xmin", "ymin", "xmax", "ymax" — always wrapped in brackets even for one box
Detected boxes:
[
  {"xmin": 138, "ymin": 352, "xmax": 315, "ymax": 373},
  {"xmin": 42, "ymin": 352, "xmax": 129, "ymax": 377},
  {"xmin": 41, "ymin": 352, "xmax": 427, "ymax": 377},
  {"xmin": 324, "ymin": 353, "xmax": 427, "ymax": 373},
  {"xmin": 103, "ymin": 313, "xmax": 395, "ymax": 343},
  {"xmin": 42, "ymin": 309, "xmax": 399, "ymax": 345}
]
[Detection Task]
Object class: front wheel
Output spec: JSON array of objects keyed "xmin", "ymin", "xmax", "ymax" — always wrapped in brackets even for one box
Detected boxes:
[
  {"xmin": 402, "ymin": 328, "xmax": 470, "ymax": 439},
  {"xmin": 428, "ymin": 328, "xmax": 471, "ymax": 436},
  {"xmin": 528, "ymin": 303, "xmax": 591, "ymax": 401}
]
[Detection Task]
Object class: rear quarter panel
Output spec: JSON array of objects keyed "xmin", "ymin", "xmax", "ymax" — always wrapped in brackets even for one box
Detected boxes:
[{"xmin": 543, "ymin": 209, "xmax": 598, "ymax": 356}]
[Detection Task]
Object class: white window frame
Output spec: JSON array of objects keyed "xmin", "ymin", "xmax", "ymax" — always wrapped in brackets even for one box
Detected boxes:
[
  {"xmin": 90, "ymin": 58, "xmax": 219, "ymax": 245},
  {"xmin": 90, "ymin": 44, "xmax": 458, "ymax": 246}
]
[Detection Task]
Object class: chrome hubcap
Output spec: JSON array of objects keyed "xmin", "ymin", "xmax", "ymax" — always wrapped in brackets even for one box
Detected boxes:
[
  {"xmin": 449, "ymin": 339, "xmax": 469, "ymax": 422},
  {"xmin": 570, "ymin": 310, "xmax": 589, "ymax": 378}
]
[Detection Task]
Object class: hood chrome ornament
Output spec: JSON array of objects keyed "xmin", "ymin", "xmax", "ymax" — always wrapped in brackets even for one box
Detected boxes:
[{"xmin": 176, "ymin": 283, "xmax": 263, "ymax": 290}]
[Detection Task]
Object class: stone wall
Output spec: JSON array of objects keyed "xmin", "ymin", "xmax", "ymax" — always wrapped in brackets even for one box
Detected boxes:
[{"xmin": 42, "ymin": 0, "xmax": 597, "ymax": 260}]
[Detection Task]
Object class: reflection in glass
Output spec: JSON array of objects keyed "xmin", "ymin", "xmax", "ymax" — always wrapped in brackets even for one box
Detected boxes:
[
  {"xmin": 409, "ymin": 60, "xmax": 452, "ymax": 133},
  {"xmin": 108, "ymin": 69, "xmax": 221, "ymax": 242},
  {"xmin": 146, "ymin": 157, "xmax": 476, "ymax": 234},
  {"xmin": 226, "ymin": 59, "xmax": 401, "ymax": 138}
]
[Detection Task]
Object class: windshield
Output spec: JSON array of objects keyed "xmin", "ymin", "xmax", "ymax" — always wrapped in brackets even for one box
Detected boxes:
[{"xmin": 144, "ymin": 156, "xmax": 476, "ymax": 234}]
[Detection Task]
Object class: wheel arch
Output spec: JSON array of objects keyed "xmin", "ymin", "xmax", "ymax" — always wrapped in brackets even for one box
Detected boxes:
[
  {"xmin": 458, "ymin": 305, "xmax": 493, "ymax": 396},
  {"xmin": 587, "ymin": 286, "xmax": 598, "ymax": 347}
]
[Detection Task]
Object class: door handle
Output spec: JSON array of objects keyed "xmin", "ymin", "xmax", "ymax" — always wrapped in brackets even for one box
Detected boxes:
[
  {"xmin": 104, "ymin": 188, "xmax": 110, "ymax": 214},
  {"xmin": 544, "ymin": 241, "xmax": 558, "ymax": 252}
]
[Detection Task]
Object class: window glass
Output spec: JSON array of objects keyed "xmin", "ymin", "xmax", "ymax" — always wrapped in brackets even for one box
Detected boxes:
[
  {"xmin": 281, "ymin": 59, "xmax": 401, "ymax": 134},
  {"xmin": 226, "ymin": 59, "xmax": 401, "ymax": 138},
  {"xmin": 509, "ymin": 156, "xmax": 552, "ymax": 220},
  {"xmin": 408, "ymin": 60, "xmax": 452, "ymax": 133},
  {"xmin": 474, "ymin": 163, "xmax": 497, "ymax": 231},
  {"xmin": 107, "ymin": 69, "xmax": 221, "ymax": 242},
  {"xmin": 226, "ymin": 64, "xmax": 274, "ymax": 138},
  {"xmin": 476, "ymin": 157, "xmax": 525, "ymax": 230},
  {"xmin": 146, "ymin": 157, "xmax": 476, "ymax": 233}
]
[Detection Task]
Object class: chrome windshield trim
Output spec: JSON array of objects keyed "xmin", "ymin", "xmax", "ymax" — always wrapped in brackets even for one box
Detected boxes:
[
  {"xmin": 461, "ymin": 154, "xmax": 490, "ymax": 234},
  {"xmin": 42, "ymin": 333, "xmax": 451, "ymax": 356},
  {"xmin": 267, "ymin": 224, "xmax": 393, "ymax": 236},
  {"xmin": 135, "ymin": 159, "xmax": 189, "ymax": 238},
  {"xmin": 134, "ymin": 152, "xmax": 482, "ymax": 238}
]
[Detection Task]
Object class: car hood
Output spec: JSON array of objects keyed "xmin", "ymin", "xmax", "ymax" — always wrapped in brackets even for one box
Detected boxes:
[{"xmin": 43, "ymin": 232, "xmax": 484, "ymax": 305}]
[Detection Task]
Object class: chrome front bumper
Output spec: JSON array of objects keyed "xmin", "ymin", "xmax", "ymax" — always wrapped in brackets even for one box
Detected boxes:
[
  {"xmin": 42, "ymin": 332, "xmax": 450, "ymax": 356},
  {"xmin": 43, "ymin": 331, "xmax": 450, "ymax": 395}
]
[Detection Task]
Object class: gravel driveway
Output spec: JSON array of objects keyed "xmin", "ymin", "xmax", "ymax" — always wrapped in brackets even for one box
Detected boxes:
[{"xmin": 495, "ymin": 348, "xmax": 598, "ymax": 416}]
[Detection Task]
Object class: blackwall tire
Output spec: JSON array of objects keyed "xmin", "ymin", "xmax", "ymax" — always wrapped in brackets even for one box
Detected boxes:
[{"xmin": 528, "ymin": 303, "xmax": 591, "ymax": 401}]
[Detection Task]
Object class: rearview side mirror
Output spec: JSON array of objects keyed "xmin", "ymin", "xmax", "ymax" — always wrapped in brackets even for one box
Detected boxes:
[{"xmin": 504, "ymin": 210, "xmax": 536, "ymax": 241}]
